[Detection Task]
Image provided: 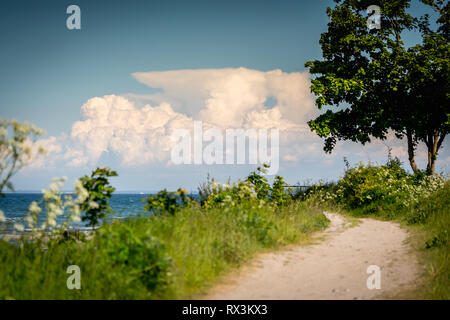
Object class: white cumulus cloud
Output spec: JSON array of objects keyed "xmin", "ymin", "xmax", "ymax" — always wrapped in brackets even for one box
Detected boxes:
[{"xmin": 30, "ymin": 67, "xmax": 448, "ymax": 174}]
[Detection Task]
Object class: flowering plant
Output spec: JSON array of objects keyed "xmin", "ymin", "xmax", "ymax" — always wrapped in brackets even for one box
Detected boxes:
[
  {"xmin": 304, "ymin": 160, "xmax": 448, "ymax": 215},
  {"xmin": 12, "ymin": 177, "xmax": 89, "ymax": 234}
]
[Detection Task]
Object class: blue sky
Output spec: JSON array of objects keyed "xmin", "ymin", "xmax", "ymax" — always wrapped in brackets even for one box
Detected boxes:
[
  {"xmin": 0, "ymin": 0, "xmax": 329, "ymax": 137},
  {"xmin": 1, "ymin": 0, "xmax": 448, "ymax": 191}
]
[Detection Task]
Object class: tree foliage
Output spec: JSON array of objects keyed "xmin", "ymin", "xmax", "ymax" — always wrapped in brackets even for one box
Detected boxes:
[
  {"xmin": 143, "ymin": 188, "xmax": 189, "ymax": 215},
  {"xmin": 80, "ymin": 167, "xmax": 118, "ymax": 227},
  {"xmin": 305, "ymin": 0, "xmax": 449, "ymax": 174},
  {"xmin": 0, "ymin": 118, "xmax": 46, "ymax": 196}
]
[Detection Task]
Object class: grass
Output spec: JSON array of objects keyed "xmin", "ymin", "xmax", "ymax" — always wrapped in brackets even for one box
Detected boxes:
[
  {"xmin": 146, "ymin": 202, "xmax": 329, "ymax": 298},
  {"xmin": 0, "ymin": 201, "xmax": 328, "ymax": 299},
  {"xmin": 405, "ymin": 183, "xmax": 449, "ymax": 299},
  {"xmin": 1, "ymin": 162, "xmax": 447, "ymax": 300}
]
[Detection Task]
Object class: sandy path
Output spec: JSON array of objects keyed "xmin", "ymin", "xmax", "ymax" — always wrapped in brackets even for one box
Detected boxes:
[{"xmin": 205, "ymin": 212, "xmax": 420, "ymax": 300}]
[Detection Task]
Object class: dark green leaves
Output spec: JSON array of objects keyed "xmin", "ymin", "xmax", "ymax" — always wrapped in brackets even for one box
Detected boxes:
[
  {"xmin": 80, "ymin": 167, "xmax": 118, "ymax": 227},
  {"xmin": 143, "ymin": 188, "xmax": 189, "ymax": 215},
  {"xmin": 305, "ymin": 0, "xmax": 448, "ymax": 173}
]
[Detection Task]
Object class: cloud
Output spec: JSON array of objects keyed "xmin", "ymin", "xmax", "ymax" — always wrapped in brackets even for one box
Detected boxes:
[
  {"xmin": 32, "ymin": 67, "xmax": 449, "ymax": 175},
  {"xmin": 131, "ymin": 67, "xmax": 321, "ymax": 165},
  {"xmin": 34, "ymin": 68, "xmax": 317, "ymax": 168},
  {"xmin": 67, "ymin": 95, "xmax": 194, "ymax": 166},
  {"xmin": 132, "ymin": 67, "xmax": 316, "ymax": 129}
]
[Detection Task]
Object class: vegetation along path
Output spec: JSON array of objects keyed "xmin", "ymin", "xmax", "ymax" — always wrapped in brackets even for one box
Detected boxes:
[{"xmin": 205, "ymin": 212, "xmax": 420, "ymax": 299}]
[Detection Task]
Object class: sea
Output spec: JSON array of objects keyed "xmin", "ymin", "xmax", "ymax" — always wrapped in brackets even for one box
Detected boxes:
[{"xmin": 0, "ymin": 193, "xmax": 155, "ymax": 234}]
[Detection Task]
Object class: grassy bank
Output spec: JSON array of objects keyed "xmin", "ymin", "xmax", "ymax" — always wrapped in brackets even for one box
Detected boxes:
[
  {"xmin": 393, "ymin": 183, "xmax": 449, "ymax": 299},
  {"xmin": 0, "ymin": 169, "xmax": 328, "ymax": 299}
]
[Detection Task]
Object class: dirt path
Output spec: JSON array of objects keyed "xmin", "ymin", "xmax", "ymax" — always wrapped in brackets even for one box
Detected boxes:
[{"xmin": 204, "ymin": 212, "xmax": 421, "ymax": 300}]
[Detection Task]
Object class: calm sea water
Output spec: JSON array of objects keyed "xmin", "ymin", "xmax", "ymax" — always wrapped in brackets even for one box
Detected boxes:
[{"xmin": 0, "ymin": 193, "xmax": 151, "ymax": 234}]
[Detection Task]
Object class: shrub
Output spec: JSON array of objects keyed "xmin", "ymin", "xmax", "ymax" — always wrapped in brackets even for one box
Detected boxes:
[
  {"xmin": 0, "ymin": 221, "xmax": 173, "ymax": 299},
  {"xmin": 143, "ymin": 188, "xmax": 189, "ymax": 215},
  {"xmin": 204, "ymin": 180, "xmax": 263, "ymax": 209},
  {"xmin": 305, "ymin": 160, "xmax": 447, "ymax": 216},
  {"xmin": 197, "ymin": 174, "xmax": 224, "ymax": 206},
  {"xmin": 80, "ymin": 167, "xmax": 118, "ymax": 227},
  {"xmin": 11, "ymin": 177, "xmax": 89, "ymax": 233},
  {"xmin": 94, "ymin": 222, "xmax": 172, "ymax": 294},
  {"xmin": 201, "ymin": 164, "xmax": 293, "ymax": 209},
  {"xmin": 245, "ymin": 164, "xmax": 272, "ymax": 200},
  {"xmin": 271, "ymin": 175, "xmax": 293, "ymax": 207},
  {"xmin": 406, "ymin": 181, "xmax": 450, "ymax": 225}
]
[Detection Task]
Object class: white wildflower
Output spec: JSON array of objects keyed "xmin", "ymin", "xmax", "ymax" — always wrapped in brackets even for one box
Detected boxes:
[
  {"xmin": 28, "ymin": 201, "xmax": 42, "ymax": 215},
  {"xmin": 88, "ymin": 200, "xmax": 99, "ymax": 210},
  {"xmin": 74, "ymin": 179, "xmax": 88, "ymax": 203},
  {"xmin": 47, "ymin": 218, "xmax": 57, "ymax": 227},
  {"xmin": 24, "ymin": 215, "xmax": 36, "ymax": 228},
  {"xmin": 14, "ymin": 223, "xmax": 24, "ymax": 232}
]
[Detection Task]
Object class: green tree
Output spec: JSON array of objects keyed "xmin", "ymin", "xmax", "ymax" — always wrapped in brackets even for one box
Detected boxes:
[
  {"xmin": 80, "ymin": 167, "xmax": 118, "ymax": 228},
  {"xmin": 305, "ymin": 0, "xmax": 448, "ymax": 174},
  {"xmin": 271, "ymin": 175, "xmax": 292, "ymax": 207},
  {"xmin": 0, "ymin": 118, "xmax": 46, "ymax": 197},
  {"xmin": 245, "ymin": 164, "xmax": 271, "ymax": 199},
  {"xmin": 404, "ymin": 0, "xmax": 449, "ymax": 174}
]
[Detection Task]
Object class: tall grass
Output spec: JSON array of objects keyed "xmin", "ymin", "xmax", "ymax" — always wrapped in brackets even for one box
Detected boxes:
[
  {"xmin": 0, "ymin": 201, "xmax": 327, "ymax": 299},
  {"xmin": 404, "ymin": 182, "xmax": 449, "ymax": 299}
]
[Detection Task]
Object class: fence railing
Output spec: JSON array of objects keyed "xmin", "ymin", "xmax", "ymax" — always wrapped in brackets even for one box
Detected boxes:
[{"xmin": 283, "ymin": 185, "xmax": 310, "ymax": 192}]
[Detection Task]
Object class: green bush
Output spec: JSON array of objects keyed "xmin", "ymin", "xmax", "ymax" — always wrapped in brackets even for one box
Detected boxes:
[
  {"xmin": 204, "ymin": 180, "xmax": 263, "ymax": 209},
  {"xmin": 197, "ymin": 174, "xmax": 219, "ymax": 206},
  {"xmin": 246, "ymin": 164, "xmax": 272, "ymax": 199},
  {"xmin": 202, "ymin": 165, "xmax": 293, "ymax": 209},
  {"xmin": 307, "ymin": 160, "xmax": 447, "ymax": 216},
  {"xmin": 94, "ymin": 222, "xmax": 172, "ymax": 293},
  {"xmin": 143, "ymin": 188, "xmax": 189, "ymax": 215},
  {"xmin": 0, "ymin": 222, "xmax": 173, "ymax": 299},
  {"xmin": 80, "ymin": 167, "xmax": 118, "ymax": 227},
  {"xmin": 271, "ymin": 175, "xmax": 293, "ymax": 207}
]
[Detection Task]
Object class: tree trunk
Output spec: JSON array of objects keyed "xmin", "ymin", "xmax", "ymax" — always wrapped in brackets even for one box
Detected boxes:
[
  {"xmin": 406, "ymin": 130, "xmax": 419, "ymax": 174},
  {"xmin": 426, "ymin": 131, "xmax": 445, "ymax": 175}
]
